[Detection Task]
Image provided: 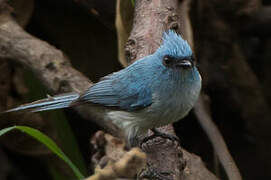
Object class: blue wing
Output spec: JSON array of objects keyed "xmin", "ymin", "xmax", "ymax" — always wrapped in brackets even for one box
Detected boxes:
[{"xmin": 79, "ymin": 60, "xmax": 153, "ymax": 111}]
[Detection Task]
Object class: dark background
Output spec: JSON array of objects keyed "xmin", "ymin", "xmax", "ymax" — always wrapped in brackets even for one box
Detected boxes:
[{"xmin": 0, "ymin": 0, "xmax": 271, "ymax": 179}]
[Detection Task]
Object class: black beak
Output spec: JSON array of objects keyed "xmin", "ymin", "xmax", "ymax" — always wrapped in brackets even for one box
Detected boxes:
[{"xmin": 175, "ymin": 59, "xmax": 193, "ymax": 68}]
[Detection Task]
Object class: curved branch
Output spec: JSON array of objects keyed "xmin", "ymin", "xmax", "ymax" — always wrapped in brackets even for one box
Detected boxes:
[
  {"xmin": 194, "ymin": 95, "xmax": 242, "ymax": 180},
  {"xmin": 0, "ymin": 15, "xmax": 91, "ymax": 93},
  {"xmin": 0, "ymin": 13, "xmax": 119, "ymax": 135},
  {"xmin": 0, "ymin": 2, "xmax": 223, "ymax": 179}
]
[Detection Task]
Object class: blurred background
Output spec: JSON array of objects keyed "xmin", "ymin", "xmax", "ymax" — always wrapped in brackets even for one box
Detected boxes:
[{"xmin": 0, "ymin": 0, "xmax": 270, "ymax": 179}]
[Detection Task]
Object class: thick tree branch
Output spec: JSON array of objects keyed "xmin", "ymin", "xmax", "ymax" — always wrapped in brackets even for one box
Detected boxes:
[
  {"xmin": 90, "ymin": 131, "xmax": 219, "ymax": 180},
  {"xmin": 0, "ymin": 14, "xmax": 91, "ymax": 93},
  {"xmin": 0, "ymin": 13, "xmax": 120, "ymax": 136},
  {"xmin": 126, "ymin": 0, "xmax": 184, "ymax": 179},
  {"xmin": 124, "ymin": 0, "xmax": 219, "ymax": 180},
  {"xmin": 181, "ymin": 149, "xmax": 219, "ymax": 180},
  {"xmin": 0, "ymin": 2, "xmax": 220, "ymax": 179},
  {"xmin": 126, "ymin": 0, "xmax": 179, "ymax": 64}
]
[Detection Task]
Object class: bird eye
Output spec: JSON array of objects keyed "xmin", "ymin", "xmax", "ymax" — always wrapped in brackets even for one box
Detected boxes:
[{"xmin": 163, "ymin": 55, "xmax": 172, "ymax": 66}]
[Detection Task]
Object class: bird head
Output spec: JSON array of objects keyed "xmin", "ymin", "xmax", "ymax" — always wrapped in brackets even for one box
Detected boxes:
[{"xmin": 155, "ymin": 30, "xmax": 195, "ymax": 70}]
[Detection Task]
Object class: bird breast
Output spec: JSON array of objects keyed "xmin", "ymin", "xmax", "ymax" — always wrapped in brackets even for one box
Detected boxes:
[
  {"xmin": 106, "ymin": 69, "xmax": 201, "ymax": 135},
  {"xmin": 144, "ymin": 77, "xmax": 201, "ymax": 129}
]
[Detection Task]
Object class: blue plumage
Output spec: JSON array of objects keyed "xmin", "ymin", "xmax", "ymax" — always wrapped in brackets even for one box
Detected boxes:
[
  {"xmin": 80, "ymin": 59, "xmax": 153, "ymax": 111},
  {"xmin": 3, "ymin": 93, "xmax": 79, "ymax": 113},
  {"xmin": 80, "ymin": 30, "xmax": 194, "ymax": 111},
  {"xmin": 157, "ymin": 30, "xmax": 192, "ymax": 58},
  {"xmin": 2, "ymin": 30, "xmax": 202, "ymax": 146}
]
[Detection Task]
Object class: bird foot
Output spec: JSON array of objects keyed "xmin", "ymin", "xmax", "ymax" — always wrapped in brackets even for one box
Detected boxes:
[{"xmin": 140, "ymin": 128, "xmax": 181, "ymax": 148}]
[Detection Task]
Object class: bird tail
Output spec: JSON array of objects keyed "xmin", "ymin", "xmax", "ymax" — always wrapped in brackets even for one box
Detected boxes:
[{"xmin": 2, "ymin": 93, "xmax": 80, "ymax": 113}]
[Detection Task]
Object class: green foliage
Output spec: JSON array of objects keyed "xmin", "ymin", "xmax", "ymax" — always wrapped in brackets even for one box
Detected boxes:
[
  {"xmin": 51, "ymin": 111, "xmax": 88, "ymax": 176},
  {"xmin": 0, "ymin": 126, "xmax": 85, "ymax": 179}
]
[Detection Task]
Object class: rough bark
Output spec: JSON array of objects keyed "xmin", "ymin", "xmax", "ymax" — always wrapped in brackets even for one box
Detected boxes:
[
  {"xmin": 0, "ymin": 12, "xmax": 120, "ymax": 136},
  {"xmin": 125, "ymin": 0, "xmax": 219, "ymax": 180},
  {"xmin": 1, "ymin": 0, "xmax": 259, "ymax": 179},
  {"xmin": 90, "ymin": 131, "xmax": 219, "ymax": 180},
  {"xmin": 125, "ymin": 0, "xmax": 184, "ymax": 179}
]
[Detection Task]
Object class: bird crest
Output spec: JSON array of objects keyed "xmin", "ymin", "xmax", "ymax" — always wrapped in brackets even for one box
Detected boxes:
[{"xmin": 156, "ymin": 30, "xmax": 192, "ymax": 58}]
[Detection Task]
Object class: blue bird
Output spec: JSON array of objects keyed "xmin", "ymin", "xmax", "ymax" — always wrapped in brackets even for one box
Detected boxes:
[{"xmin": 2, "ymin": 30, "xmax": 202, "ymax": 146}]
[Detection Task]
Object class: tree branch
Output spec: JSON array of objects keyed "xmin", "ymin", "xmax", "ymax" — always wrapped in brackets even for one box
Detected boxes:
[
  {"xmin": 90, "ymin": 131, "xmax": 219, "ymax": 180},
  {"xmin": 124, "ymin": 0, "xmax": 219, "ymax": 179},
  {"xmin": 0, "ymin": 2, "xmax": 221, "ymax": 179},
  {"xmin": 125, "ymin": 0, "xmax": 184, "ymax": 179},
  {"xmin": 0, "ymin": 12, "xmax": 120, "ymax": 136},
  {"xmin": 194, "ymin": 95, "xmax": 242, "ymax": 180}
]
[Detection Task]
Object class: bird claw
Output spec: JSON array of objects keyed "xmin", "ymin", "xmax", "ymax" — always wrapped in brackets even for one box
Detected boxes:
[{"xmin": 140, "ymin": 128, "xmax": 181, "ymax": 148}]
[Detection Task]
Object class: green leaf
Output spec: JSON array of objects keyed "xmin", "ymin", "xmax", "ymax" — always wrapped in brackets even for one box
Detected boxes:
[
  {"xmin": 50, "ymin": 111, "xmax": 87, "ymax": 176},
  {"xmin": 0, "ymin": 126, "xmax": 15, "ymax": 136},
  {"xmin": 0, "ymin": 126, "xmax": 84, "ymax": 179},
  {"xmin": 23, "ymin": 70, "xmax": 87, "ymax": 177}
]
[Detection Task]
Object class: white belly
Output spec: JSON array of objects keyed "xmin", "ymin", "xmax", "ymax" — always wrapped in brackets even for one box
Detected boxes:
[{"xmin": 106, "ymin": 77, "xmax": 201, "ymax": 138}]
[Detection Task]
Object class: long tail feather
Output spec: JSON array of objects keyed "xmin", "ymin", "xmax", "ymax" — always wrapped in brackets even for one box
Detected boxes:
[{"xmin": 2, "ymin": 93, "xmax": 80, "ymax": 113}]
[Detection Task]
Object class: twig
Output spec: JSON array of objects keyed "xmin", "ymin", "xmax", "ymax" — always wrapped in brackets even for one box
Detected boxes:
[{"xmin": 194, "ymin": 95, "xmax": 242, "ymax": 180}]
